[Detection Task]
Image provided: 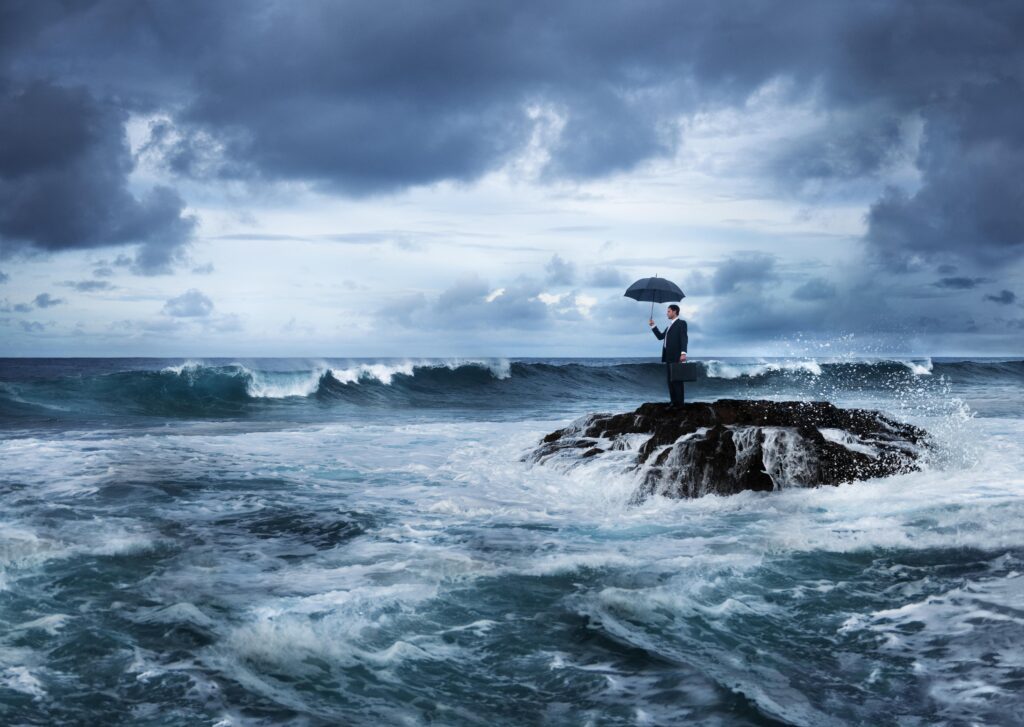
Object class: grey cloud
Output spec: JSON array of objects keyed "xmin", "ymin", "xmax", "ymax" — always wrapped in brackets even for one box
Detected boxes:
[
  {"xmin": 585, "ymin": 266, "xmax": 628, "ymax": 288},
  {"xmin": 681, "ymin": 270, "xmax": 712, "ymax": 297},
  {"xmin": 792, "ymin": 277, "xmax": 837, "ymax": 301},
  {"xmin": 545, "ymin": 254, "xmax": 577, "ymax": 285},
  {"xmin": 386, "ymin": 275, "xmax": 550, "ymax": 330},
  {"xmin": 712, "ymin": 253, "xmax": 777, "ymax": 294},
  {"xmin": 865, "ymin": 79, "xmax": 1024, "ymax": 268},
  {"xmin": 0, "ymin": 270, "xmax": 8, "ymax": 283},
  {"xmin": 19, "ymin": 320, "xmax": 45, "ymax": 332},
  {"xmin": 5, "ymin": 1, "xmax": 1015, "ymax": 203},
  {"xmin": 3, "ymin": 0, "xmax": 1024, "ymax": 282},
  {"xmin": 191, "ymin": 262, "xmax": 214, "ymax": 274},
  {"xmin": 1, "ymin": 294, "xmax": 61, "ymax": 312},
  {"xmin": 163, "ymin": 289, "xmax": 214, "ymax": 317},
  {"xmin": 33, "ymin": 292, "xmax": 63, "ymax": 308},
  {"xmin": 985, "ymin": 289, "xmax": 1016, "ymax": 305},
  {"xmin": 63, "ymin": 280, "xmax": 114, "ymax": 292},
  {"xmin": 0, "ymin": 80, "xmax": 197, "ymax": 273},
  {"xmin": 933, "ymin": 276, "xmax": 989, "ymax": 290}
]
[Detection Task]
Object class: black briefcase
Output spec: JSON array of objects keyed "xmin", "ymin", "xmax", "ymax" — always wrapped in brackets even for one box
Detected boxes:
[{"xmin": 669, "ymin": 362, "xmax": 699, "ymax": 382}]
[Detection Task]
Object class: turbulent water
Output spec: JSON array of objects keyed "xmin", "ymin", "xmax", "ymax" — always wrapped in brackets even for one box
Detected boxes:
[{"xmin": 0, "ymin": 356, "xmax": 1022, "ymax": 726}]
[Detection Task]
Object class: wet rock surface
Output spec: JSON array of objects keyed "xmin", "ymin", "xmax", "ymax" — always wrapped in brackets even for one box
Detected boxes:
[{"xmin": 530, "ymin": 400, "xmax": 929, "ymax": 500}]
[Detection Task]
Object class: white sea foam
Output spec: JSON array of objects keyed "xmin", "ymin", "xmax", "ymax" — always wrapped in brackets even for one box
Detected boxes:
[
  {"xmin": 703, "ymin": 359, "xmax": 823, "ymax": 379},
  {"xmin": 326, "ymin": 358, "xmax": 511, "ymax": 386},
  {"xmin": 1, "ymin": 666, "xmax": 47, "ymax": 698},
  {"xmin": 0, "ymin": 382, "xmax": 1020, "ymax": 723},
  {"xmin": 902, "ymin": 357, "xmax": 934, "ymax": 375},
  {"xmin": 11, "ymin": 614, "xmax": 71, "ymax": 635},
  {"xmin": 244, "ymin": 365, "xmax": 327, "ymax": 398},
  {"xmin": 160, "ymin": 359, "xmax": 206, "ymax": 375},
  {"xmin": 159, "ymin": 358, "xmax": 512, "ymax": 397},
  {"xmin": 839, "ymin": 558, "xmax": 1024, "ymax": 717},
  {"xmin": 817, "ymin": 427, "xmax": 880, "ymax": 457}
]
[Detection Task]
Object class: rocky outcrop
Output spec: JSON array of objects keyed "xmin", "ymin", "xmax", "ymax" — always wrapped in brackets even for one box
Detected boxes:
[{"xmin": 530, "ymin": 400, "xmax": 928, "ymax": 500}]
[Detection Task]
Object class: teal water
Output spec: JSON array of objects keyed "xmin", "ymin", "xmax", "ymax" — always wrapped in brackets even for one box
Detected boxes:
[{"xmin": 0, "ymin": 358, "xmax": 1022, "ymax": 725}]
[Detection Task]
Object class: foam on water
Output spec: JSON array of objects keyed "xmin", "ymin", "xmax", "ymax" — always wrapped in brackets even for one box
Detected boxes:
[
  {"xmin": 703, "ymin": 358, "xmax": 824, "ymax": 379},
  {"xmin": 0, "ymin": 357, "xmax": 1022, "ymax": 724}
]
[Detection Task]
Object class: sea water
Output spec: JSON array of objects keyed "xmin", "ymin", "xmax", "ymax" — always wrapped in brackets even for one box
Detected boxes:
[{"xmin": 0, "ymin": 357, "xmax": 1021, "ymax": 725}]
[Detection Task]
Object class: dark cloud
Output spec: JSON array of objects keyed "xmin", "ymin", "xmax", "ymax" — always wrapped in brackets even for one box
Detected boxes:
[
  {"xmin": 63, "ymin": 280, "xmax": 114, "ymax": 292},
  {"xmin": 680, "ymin": 270, "xmax": 712, "ymax": 297},
  {"xmin": 792, "ymin": 277, "xmax": 837, "ymax": 301},
  {"xmin": 985, "ymin": 289, "xmax": 1017, "ymax": 305},
  {"xmin": 933, "ymin": 277, "xmax": 989, "ymax": 290},
  {"xmin": 33, "ymin": 292, "xmax": 63, "ymax": 308},
  {"xmin": 1, "ymin": 294, "xmax": 63, "ymax": 312},
  {"xmin": 0, "ymin": 80, "xmax": 197, "ymax": 273},
  {"xmin": 1, "ymin": 0, "xmax": 1022, "ymax": 332},
  {"xmin": 865, "ymin": 77, "xmax": 1024, "ymax": 268},
  {"xmin": 3, "ymin": 1, "xmax": 1016, "ymax": 221},
  {"xmin": 711, "ymin": 253, "xmax": 777, "ymax": 295},
  {"xmin": 163, "ymin": 289, "xmax": 213, "ymax": 317},
  {"xmin": 545, "ymin": 254, "xmax": 576, "ymax": 285},
  {"xmin": 769, "ymin": 113, "xmax": 906, "ymax": 184},
  {"xmin": 19, "ymin": 320, "xmax": 45, "ymax": 333}
]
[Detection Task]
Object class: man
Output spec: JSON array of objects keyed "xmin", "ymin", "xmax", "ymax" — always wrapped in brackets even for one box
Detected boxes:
[{"xmin": 649, "ymin": 304, "xmax": 688, "ymax": 407}]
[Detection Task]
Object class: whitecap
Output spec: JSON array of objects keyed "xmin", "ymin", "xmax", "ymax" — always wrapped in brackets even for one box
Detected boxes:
[{"xmin": 703, "ymin": 359, "xmax": 823, "ymax": 379}]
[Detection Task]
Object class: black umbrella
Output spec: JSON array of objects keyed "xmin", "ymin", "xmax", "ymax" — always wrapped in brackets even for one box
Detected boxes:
[{"xmin": 624, "ymin": 276, "xmax": 685, "ymax": 319}]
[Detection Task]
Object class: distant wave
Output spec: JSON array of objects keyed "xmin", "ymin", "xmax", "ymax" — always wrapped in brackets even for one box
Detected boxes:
[
  {"xmin": 0, "ymin": 358, "xmax": 1020, "ymax": 419},
  {"xmin": 700, "ymin": 357, "xmax": 935, "ymax": 379}
]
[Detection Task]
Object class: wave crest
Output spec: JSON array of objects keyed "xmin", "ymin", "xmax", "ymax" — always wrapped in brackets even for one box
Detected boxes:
[{"xmin": 1, "ymin": 357, "xmax": 1020, "ymax": 420}]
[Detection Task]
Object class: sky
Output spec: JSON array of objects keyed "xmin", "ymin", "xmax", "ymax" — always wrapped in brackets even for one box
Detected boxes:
[{"xmin": 1, "ymin": 0, "xmax": 1023, "ymax": 358}]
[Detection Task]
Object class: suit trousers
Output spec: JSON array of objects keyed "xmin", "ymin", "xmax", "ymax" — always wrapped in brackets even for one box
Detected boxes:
[{"xmin": 666, "ymin": 364, "xmax": 685, "ymax": 406}]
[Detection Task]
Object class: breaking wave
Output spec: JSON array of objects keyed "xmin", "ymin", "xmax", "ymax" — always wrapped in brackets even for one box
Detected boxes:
[{"xmin": 0, "ymin": 357, "xmax": 1020, "ymax": 420}]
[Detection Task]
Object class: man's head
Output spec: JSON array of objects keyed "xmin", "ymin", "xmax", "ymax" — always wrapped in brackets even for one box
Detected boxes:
[{"xmin": 667, "ymin": 304, "xmax": 679, "ymax": 320}]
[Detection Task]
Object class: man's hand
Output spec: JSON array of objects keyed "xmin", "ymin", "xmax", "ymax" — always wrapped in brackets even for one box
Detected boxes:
[
  {"xmin": 679, "ymin": 352, "xmax": 687, "ymax": 362},
  {"xmin": 648, "ymin": 318, "xmax": 655, "ymax": 327}
]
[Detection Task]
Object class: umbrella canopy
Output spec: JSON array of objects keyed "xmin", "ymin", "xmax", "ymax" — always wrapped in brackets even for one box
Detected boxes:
[{"xmin": 624, "ymin": 276, "xmax": 685, "ymax": 303}]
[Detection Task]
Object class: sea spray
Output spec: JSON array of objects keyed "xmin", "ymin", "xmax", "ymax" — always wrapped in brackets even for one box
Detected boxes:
[{"xmin": 0, "ymin": 357, "xmax": 1021, "ymax": 724}]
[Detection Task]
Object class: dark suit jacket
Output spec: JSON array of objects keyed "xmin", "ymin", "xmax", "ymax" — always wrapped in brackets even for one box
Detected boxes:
[{"xmin": 652, "ymin": 319, "xmax": 688, "ymax": 363}]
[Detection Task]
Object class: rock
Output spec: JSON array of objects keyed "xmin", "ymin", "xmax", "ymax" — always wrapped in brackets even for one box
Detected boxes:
[{"xmin": 529, "ymin": 400, "xmax": 928, "ymax": 500}]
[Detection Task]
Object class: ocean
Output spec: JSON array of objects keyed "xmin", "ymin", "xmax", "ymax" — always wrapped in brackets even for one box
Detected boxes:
[{"xmin": 0, "ymin": 356, "xmax": 1022, "ymax": 725}]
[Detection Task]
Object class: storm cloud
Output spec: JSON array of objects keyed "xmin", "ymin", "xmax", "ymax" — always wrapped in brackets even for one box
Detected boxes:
[
  {"xmin": 985, "ymin": 290, "xmax": 1017, "ymax": 305},
  {"xmin": 1, "ymin": 1, "xmax": 1023, "ymax": 354},
  {"xmin": 0, "ymin": 80, "xmax": 197, "ymax": 273},
  {"xmin": 2, "ymin": 0, "xmax": 1021, "ymax": 266}
]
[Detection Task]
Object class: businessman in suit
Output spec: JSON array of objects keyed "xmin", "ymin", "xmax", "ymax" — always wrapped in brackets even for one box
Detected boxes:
[{"xmin": 649, "ymin": 304, "xmax": 688, "ymax": 406}]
